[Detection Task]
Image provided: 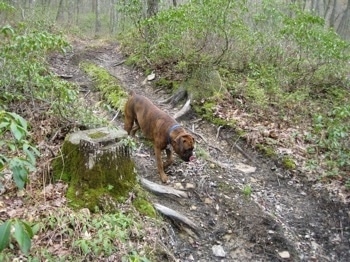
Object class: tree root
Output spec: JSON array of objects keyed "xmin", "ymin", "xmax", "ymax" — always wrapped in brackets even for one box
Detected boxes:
[
  {"xmin": 153, "ymin": 203, "xmax": 200, "ymax": 235},
  {"xmin": 140, "ymin": 177, "xmax": 188, "ymax": 198}
]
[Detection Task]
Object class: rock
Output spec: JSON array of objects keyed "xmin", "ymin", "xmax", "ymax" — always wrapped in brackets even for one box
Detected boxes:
[
  {"xmin": 278, "ymin": 251, "xmax": 290, "ymax": 259},
  {"xmin": 190, "ymin": 205, "xmax": 197, "ymax": 211},
  {"xmin": 204, "ymin": 198, "xmax": 213, "ymax": 204},
  {"xmin": 186, "ymin": 183, "xmax": 195, "ymax": 189},
  {"xmin": 188, "ymin": 254, "xmax": 194, "ymax": 261},
  {"xmin": 234, "ymin": 163, "xmax": 256, "ymax": 174},
  {"xmin": 174, "ymin": 183, "xmax": 184, "ymax": 190},
  {"xmin": 212, "ymin": 245, "xmax": 226, "ymax": 257}
]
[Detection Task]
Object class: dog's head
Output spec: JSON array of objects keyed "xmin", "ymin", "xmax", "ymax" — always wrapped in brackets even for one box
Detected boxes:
[{"xmin": 173, "ymin": 134, "xmax": 195, "ymax": 162}]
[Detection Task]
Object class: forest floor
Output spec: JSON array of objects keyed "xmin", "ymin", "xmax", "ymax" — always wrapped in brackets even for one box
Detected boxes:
[{"xmin": 2, "ymin": 39, "xmax": 350, "ymax": 261}]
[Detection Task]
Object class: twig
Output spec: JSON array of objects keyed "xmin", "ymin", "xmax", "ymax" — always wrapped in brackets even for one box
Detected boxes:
[
  {"xmin": 231, "ymin": 143, "xmax": 256, "ymax": 164},
  {"xmin": 216, "ymin": 126, "xmax": 223, "ymax": 140},
  {"xmin": 113, "ymin": 60, "xmax": 125, "ymax": 66},
  {"xmin": 188, "ymin": 129, "xmax": 207, "ymax": 144},
  {"xmin": 110, "ymin": 110, "xmax": 120, "ymax": 123}
]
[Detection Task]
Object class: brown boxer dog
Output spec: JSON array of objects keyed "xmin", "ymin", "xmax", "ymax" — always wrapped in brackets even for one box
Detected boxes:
[{"xmin": 124, "ymin": 90, "xmax": 195, "ymax": 183}]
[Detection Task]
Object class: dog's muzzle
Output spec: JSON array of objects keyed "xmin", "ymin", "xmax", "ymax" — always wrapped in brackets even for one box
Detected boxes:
[{"xmin": 181, "ymin": 148, "xmax": 194, "ymax": 162}]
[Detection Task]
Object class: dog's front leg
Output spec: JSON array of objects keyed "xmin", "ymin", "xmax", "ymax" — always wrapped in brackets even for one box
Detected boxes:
[
  {"xmin": 154, "ymin": 147, "xmax": 168, "ymax": 183},
  {"xmin": 163, "ymin": 148, "xmax": 173, "ymax": 168}
]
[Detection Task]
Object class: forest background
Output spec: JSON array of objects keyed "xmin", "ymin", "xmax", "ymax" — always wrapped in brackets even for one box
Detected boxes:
[{"xmin": 1, "ymin": 0, "xmax": 350, "ymax": 260}]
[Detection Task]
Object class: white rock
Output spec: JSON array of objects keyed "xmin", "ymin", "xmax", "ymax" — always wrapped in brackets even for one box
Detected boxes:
[
  {"xmin": 278, "ymin": 251, "xmax": 290, "ymax": 259},
  {"xmin": 212, "ymin": 245, "xmax": 226, "ymax": 257}
]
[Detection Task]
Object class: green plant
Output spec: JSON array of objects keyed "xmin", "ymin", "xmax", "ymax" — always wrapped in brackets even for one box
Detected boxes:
[
  {"xmin": 121, "ymin": 136, "xmax": 137, "ymax": 150},
  {"xmin": 0, "ymin": 219, "xmax": 40, "ymax": 255},
  {"xmin": 313, "ymin": 105, "xmax": 350, "ymax": 176},
  {"xmin": 242, "ymin": 184, "xmax": 252, "ymax": 198},
  {"xmin": 0, "ymin": 111, "xmax": 40, "ymax": 189}
]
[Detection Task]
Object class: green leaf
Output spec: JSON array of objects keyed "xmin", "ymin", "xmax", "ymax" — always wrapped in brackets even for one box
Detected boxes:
[
  {"xmin": 0, "ymin": 220, "xmax": 11, "ymax": 251},
  {"xmin": 10, "ymin": 121, "xmax": 24, "ymax": 141},
  {"xmin": 14, "ymin": 220, "xmax": 31, "ymax": 255},
  {"xmin": 31, "ymin": 223, "xmax": 41, "ymax": 235},
  {"xmin": 21, "ymin": 221, "xmax": 34, "ymax": 238},
  {"xmin": 10, "ymin": 164, "xmax": 28, "ymax": 189}
]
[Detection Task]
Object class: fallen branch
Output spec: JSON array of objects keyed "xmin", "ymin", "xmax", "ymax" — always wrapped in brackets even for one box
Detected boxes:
[
  {"xmin": 231, "ymin": 143, "xmax": 256, "ymax": 164},
  {"xmin": 189, "ymin": 128, "xmax": 207, "ymax": 144},
  {"xmin": 207, "ymin": 158, "xmax": 231, "ymax": 169},
  {"xmin": 113, "ymin": 60, "xmax": 125, "ymax": 66},
  {"xmin": 153, "ymin": 203, "xmax": 200, "ymax": 234},
  {"xmin": 140, "ymin": 178, "xmax": 188, "ymax": 198}
]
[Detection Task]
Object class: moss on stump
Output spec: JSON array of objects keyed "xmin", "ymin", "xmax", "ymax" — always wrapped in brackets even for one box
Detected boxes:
[{"xmin": 53, "ymin": 127, "xmax": 136, "ymax": 212}]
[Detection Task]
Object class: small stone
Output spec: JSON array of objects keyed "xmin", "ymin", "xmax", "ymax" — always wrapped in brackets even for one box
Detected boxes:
[
  {"xmin": 210, "ymin": 163, "xmax": 215, "ymax": 168},
  {"xmin": 188, "ymin": 254, "xmax": 194, "ymax": 261},
  {"xmin": 278, "ymin": 251, "xmax": 290, "ymax": 259},
  {"xmin": 250, "ymin": 177, "xmax": 257, "ymax": 183},
  {"xmin": 212, "ymin": 245, "xmax": 226, "ymax": 257},
  {"xmin": 174, "ymin": 183, "xmax": 184, "ymax": 190},
  {"xmin": 190, "ymin": 205, "xmax": 197, "ymax": 211},
  {"xmin": 186, "ymin": 183, "xmax": 195, "ymax": 189},
  {"xmin": 204, "ymin": 198, "xmax": 213, "ymax": 204}
]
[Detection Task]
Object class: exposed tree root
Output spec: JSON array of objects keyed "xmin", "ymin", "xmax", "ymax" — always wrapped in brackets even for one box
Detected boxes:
[
  {"xmin": 173, "ymin": 98, "xmax": 191, "ymax": 120},
  {"xmin": 140, "ymin": 177, "xmax": 188, "ymax": 198},
  {"xmin": 153, "ymin": 203, "xmax": 200, "ymax": 235}
]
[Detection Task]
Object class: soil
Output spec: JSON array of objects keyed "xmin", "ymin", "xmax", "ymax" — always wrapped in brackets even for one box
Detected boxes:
[{"xmin": 40, "ymin": 40, "xmax": 350, "ymax": 261}]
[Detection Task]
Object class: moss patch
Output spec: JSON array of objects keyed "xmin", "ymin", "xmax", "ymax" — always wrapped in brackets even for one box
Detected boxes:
[
  {"xmin": 282, "ymin": 156, "xmax": 296, "ymax": 170},
  {"xmin": 88, "ymin": 131, "xmax": 108, "ymax": 139},
  {"xmin": 80, "ymin": 61, "xmax": 128, "ymax": 111},
  {"xmin": 132, "ymin": 197, "xmax": 157, "ymax": 218},
  {"xmin": 257, "ymin": 144, "xmax": 277, "ymax": 158}
]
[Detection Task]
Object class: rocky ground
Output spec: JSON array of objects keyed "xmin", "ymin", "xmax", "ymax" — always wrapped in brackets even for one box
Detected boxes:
[{"xmin": 36, "ymin": 39, "xmax": 350, "ymax": 261}]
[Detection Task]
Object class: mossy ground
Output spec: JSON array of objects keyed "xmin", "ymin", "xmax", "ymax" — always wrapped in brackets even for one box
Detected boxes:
[{"xmin": 80, "ymin": 62, "xmax": 128, "ymax": 111}]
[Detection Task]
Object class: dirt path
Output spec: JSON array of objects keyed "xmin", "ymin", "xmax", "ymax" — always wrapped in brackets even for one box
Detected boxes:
[{"xmin": 56, "ymin": 40, "xmax": 350, "ymax": 261}]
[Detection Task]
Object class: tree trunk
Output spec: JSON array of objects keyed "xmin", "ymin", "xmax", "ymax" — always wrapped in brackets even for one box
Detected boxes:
[
  {"xmin": 145, "ymin": 0, "xmax": 159, "ymax": 42},
  {"xmin": 147, "ymin": 0, "xmax": 159, "ymax": 18},
  {"xmin": 95, "ymin": 0, "xmax": 101, "ymax": 37},
  {"xmin": 56, "ymin": 0, "xmax": 65, "ymax": 22},
  {"xmin": 53, "ymin": 127, "xmax": 136, "ymax": 212},
  {"xmin": 75, "ymin": 0, "xmax": 81, "ymax": 25},
  {"xmin": 109, "ymin": 0, "xmax": 116, "ymax": 34},
  {"xmin": 337, "ymin": 0, "xmax": 350, "ymax": 40}
]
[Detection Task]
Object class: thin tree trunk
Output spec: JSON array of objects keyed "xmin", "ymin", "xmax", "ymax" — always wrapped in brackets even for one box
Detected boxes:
[
  {"xmin": 109, "ymin": 0, "xmax": 116, "ymax": 34},
  {"xmin": 147, "ymin": 0, "xmax": 158, "ymax": 18},
  {"xmin": 56, "ymin": 0, "xmax": 65, "ymax": 22},
  {"xmin": 95, "ymin": 0, "xmax": 101, "ymax": 37},
  {"xmin": 337, "ymin": 0, "xmax": 350, "ymax": 40}
]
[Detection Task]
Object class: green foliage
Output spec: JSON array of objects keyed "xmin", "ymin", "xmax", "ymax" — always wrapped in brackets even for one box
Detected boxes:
[
  {"xmin": 0, "ymin": 111, "xmax": 40, "ymax": 189},
  {"xmin": 0, "ymin": 219, "xmax": 39, "ymax": 255},
  {"xmin": 0, "ymin": 24, "xmax": 71, "ymax": 103},
  {"xmin": 242, "ymin": 184, "xmax": 252, "ymax": 198},
  {"xmin": 33, "ymin": 209, "xmax": 151, "ymax": 261},
  {"xmin": 313, "ymin": 105, "xmax": 350, "ymax": 176},
  {"xmin": 121, "ymin": 137, "xmax": 137, "ymax": 150}
]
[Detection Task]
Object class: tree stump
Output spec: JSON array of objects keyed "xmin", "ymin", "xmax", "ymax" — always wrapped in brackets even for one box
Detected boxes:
[{"xmin": 53, "ymin": 127, "xmax": 136, "ymax": 212}]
